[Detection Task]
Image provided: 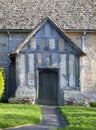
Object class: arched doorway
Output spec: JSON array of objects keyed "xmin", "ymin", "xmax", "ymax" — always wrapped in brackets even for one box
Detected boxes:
[{"xmin": 38, "ymin": 69, "xmax": 58, "ymax": 105}]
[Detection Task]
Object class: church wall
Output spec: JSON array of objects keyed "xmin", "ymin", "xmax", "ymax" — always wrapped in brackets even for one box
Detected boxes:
[
  {"xmin": 0, "ymin": 30, "xmax": 96, "ymax": 103},
  {"xmin": 66, "ymin": 32, "xmax": 96, "ymax": 101},
  {"xmin": 0, "ymin": 32, "xmax": 28, "ymax": 100}
]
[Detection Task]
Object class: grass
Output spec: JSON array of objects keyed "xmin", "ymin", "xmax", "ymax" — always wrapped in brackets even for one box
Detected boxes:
[
  {"xmin": 0, "ymin": 103, "xmax": 41, "ymax": 128},
  {"xmin": 89, "ymin": 102, "xmax": 96, "ymax": 107},
  {"xmin": 55, "ymin": 106, "xmax": 96, "ymax": 130}
]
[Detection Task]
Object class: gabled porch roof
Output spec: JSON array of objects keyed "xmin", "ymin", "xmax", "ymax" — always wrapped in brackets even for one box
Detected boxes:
[{"xmin": 10, "ymin": 16, "xmax": 86, "ymax": 56}]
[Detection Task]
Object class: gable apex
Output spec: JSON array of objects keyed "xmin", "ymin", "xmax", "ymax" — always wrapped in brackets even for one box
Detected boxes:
[{"xmin": 11, "ymin": 16, "xmax": 85, "ymax": 56}]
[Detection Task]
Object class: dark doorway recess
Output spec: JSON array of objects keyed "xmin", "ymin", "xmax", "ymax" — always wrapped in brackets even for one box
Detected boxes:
[
  {"xmin": 38, "ymin": 69, "xmax": 58, "ymax": 105},
  {"xmin": 9, "ymin": 57, "xmax": 17, "ymax": 98}
]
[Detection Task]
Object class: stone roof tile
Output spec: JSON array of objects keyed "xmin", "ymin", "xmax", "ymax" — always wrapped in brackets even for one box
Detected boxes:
[{"xmin": 0, "ymin": 0, "xmax": 96, "ymax": 30}]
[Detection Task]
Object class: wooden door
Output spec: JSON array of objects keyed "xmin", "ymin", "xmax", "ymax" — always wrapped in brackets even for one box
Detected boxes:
[{"xmin": 38, "ymin": 70, "xmax": 58, "ymax": 105}]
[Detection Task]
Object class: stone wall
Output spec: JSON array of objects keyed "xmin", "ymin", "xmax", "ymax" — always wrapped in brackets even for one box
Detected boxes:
[
  {"xmin": 81, "ymin": 33, "xmax": 96, "ymax": 101},
  {"xmin": 1, "ymin": 30, "xmax": 96, "ymax": 103},
  {"xmin": 0, "ymin": 0, "xmax": 96, "ymax": 29},
  {"xmin": 66, "ymin": 32, "xmax": 96, "ymax": 101},
  {"xmin": 0, "ymin": 32, "xmax": 28, "ymax": 99},
  {"xmin": 63, "ymin": 90, "xmax": 90, "ymax": 107}
]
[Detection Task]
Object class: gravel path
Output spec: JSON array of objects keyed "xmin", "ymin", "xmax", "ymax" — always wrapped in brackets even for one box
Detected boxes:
[{"xmin": 4, "ymin": 106, "xmax": 66, "ymax": 130}]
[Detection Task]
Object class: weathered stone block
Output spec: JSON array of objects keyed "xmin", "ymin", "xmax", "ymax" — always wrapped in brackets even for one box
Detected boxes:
[
  {"xmin": 8, "ymin": 97, "xmax": 35, "ymax": 104},
  {"xmin": 15, "ymin": 86, "xmax": 35, "ymax": 103},
  {"xmin": 63, "ymin": 90, "xmax": 90, "ymax": 107}
]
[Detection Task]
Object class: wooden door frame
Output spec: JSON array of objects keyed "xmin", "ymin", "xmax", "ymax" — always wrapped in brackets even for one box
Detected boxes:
[{"xmin": 37, "ymin": 67, "xmax": 59, "ymax": 105}]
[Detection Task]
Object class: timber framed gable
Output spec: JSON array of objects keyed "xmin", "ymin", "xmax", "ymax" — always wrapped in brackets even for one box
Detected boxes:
[{"xmin": 9, "ymin": 17, "xmax": 86, "ymax": 105}]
